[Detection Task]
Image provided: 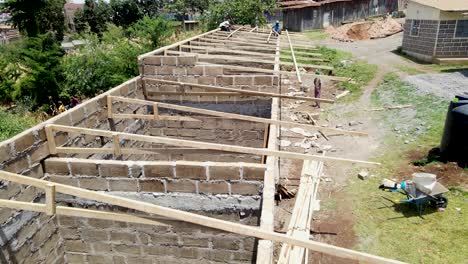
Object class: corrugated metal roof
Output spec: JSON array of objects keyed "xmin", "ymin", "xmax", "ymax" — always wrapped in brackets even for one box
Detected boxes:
[
  {"xmin": 410, "ymin": 0, "xmax": 468, "ymax": 11},
  {"xmin": 278, "ymin": 1, "xmax": 311, "ymax": 7},
  {"xmin": 64, "ymin": 3, "xmax": 83, "ymax": 9},
  {"xmin": 281, "ymin": 0, "xmax": 352, "ymax": 10}
]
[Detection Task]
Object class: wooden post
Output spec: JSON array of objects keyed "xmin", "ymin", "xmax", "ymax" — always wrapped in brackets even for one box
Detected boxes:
[
  {"xmin": 45, "ymin": 183, "xmax": 56, "ymax": 215},
  {"xmin": 286, "ymin": 30, "xmax": 302, "ymax": 84},
  {"xmin": 112, "ymin": 133, "xmax": 122, "ymax": 156},
  {"xmin": 107, "ymin": 95, "xmax": 113, "ymax": 118},
  {"xmin": 44, "ymin": 125, "xmax": 57, "ymax": 155},
  {"xmin": 226, "ymin": 26, "xmax": 244, "ymax": 39},
  {"xmin": 142, "ymin": 78, "xmax": 148, "ymax": 100},
  {"xmin": 153, "ymin": 103, "xmax": 159, "ymax": 120}
]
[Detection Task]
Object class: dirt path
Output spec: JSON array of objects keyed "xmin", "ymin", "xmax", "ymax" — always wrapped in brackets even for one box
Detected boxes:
[
  {"xmin": 302, "ymin": 34, "xmax": 419, "ymax": 262},
  {"xmin": 274, "ymin": 32, "xmax": 447, "ymax": 263}
]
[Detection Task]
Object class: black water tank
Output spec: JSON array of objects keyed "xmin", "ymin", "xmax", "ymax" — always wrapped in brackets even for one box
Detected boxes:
[{"xmin": 440, "ymin": 98, "xmax": 468, "ymax": 163}]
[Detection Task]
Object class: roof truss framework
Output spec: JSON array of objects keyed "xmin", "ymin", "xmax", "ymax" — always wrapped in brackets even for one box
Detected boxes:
[{"xmin": 0, "ymin": 27, "xmax": 403, "ymax": 264}]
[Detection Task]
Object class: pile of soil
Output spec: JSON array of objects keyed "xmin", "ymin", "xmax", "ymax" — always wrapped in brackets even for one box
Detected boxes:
[{"xmin": 326, "ymin": 17, "xmax": 403, "ymax": 42}]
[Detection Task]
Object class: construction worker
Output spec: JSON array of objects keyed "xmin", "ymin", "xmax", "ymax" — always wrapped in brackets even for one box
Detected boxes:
[
  {"xmin": 219, "ymin": 20, "xmax": 231, "ymax": 32},
  {"xmin": 272, "ymin": 20, "xmax": 281, "ymax": 36},
  {"xmin": 314, "ymin": 78, "xmax": 322, "ymax": 108},
  {"xmin": 58, "ymin": 101, "xmax": 66, "ymax": 113}
]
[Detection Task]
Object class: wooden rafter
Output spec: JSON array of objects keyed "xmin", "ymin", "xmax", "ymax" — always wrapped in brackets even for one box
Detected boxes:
[
  {"xmin": 108, "ymin": 95, "xmax": 368, "ymax": 137},
  {"xmin": 45, "ymin": 124, "xmax": 377, "ymax": 165},
  {"xmin": 178, "ymin": 45, "xmax": 326, "ymax": 62},
  {"xmin": 0, "ymin": 170, "xmax": 403, "ymax": 264},
  {"xmin": 197, "ymin": 63, "xmax": 349, "ymax": 82},
  {"xmin": 286, "ymin": 30, "xmax": 302, "ymax": 84},
  {"xmin": 226, "ymin": 26, "xmax": 244, "ymax": 39},
  {"xmin": 166, "ymin": 50, "xmax": 333, "ymax": 71},
  {"xmin": 142, "ymin": 78, "xmax": 335, "ymax": 103}
]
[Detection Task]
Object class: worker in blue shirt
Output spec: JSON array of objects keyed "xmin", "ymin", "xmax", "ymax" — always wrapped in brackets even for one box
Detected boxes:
[{"xmin": 272, "ymin": 20, "xmax": 281, "ymax": 36}]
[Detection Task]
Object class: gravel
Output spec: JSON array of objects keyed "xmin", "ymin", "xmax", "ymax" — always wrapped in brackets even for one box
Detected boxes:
[{"xmin": 404, "ymin": 70, "xmax": 468, "ymax": 99}]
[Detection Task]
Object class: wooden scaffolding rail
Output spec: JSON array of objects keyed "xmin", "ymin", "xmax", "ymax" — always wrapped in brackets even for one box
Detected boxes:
[
  {"xmin": 138, "ymin": 28, "xmax": 220, "ymax": 60},
  {"xmin": 108, "ymin": 95, "xmax": 368, "ymax": 137},
  {"xmin": 0, "ymin": 170, "xmax": 404, "ymax": 264},
  {"xmin": 226, "ymin": 26, "xmax": 244, "ymax": 39},
  {"xmin": 44, "ymin": 124, "xmax": 378, "ymax": 165},
  {"xmin": 196, "ymin": 63, "xmax": 349, "ymax": 82},
  {"xmin": 143, "ymin": 78, "xmax": 335, "ymax": 103},
  {"xmin": 286, "ymin": 30, "xmax": 302, "ymax": 84},
  {"xmin": 278, "ymin": 160, "xmax": 323, "ymax": 263},
  {"xmin": 179, "ymin": 45, "xmax": 326, "ymax": 62},
  {"xmin": 166, "ymin": 50, "xmax": 334, "ymax": 71}
]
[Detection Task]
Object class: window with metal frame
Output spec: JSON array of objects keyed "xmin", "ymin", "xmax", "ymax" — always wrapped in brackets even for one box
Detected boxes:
[
  {"xmin": 455, "ymin": 20, "xmax": 468, "ymax": 38},
  {"xmin": 410, "ymin": 20, "xmax": 420, "ymax": 36}
]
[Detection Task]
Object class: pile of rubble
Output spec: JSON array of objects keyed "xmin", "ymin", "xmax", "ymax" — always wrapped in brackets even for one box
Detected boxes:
[{"xmin": 326, "ymin": 17, "xmax": 403, "ymax": 42}]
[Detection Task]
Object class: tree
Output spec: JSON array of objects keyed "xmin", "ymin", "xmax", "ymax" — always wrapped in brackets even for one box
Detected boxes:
[
  {"xmin": 74, "ymin": 0, "xmax": 112, "ymax": 36},
  {"xmin": 110, "ymin": 0, "xmax": 143, "ymax": 28},
  {"xmin": 61, "ymin": 26, "xmax": 147, "ymax": 98},
  {"xmin": 1, "ymin": 33, "xmax": 65, "ymax": 109},
  {"xmin": 169, "ymin": 0, "xmax": 209, "ymax": 19},
  {"xmin": 128, "ymin": 16, "xmax": 174, "ymax": 49},
  {"xmin": 0, "ymin": 46, "xmax": 21, "ymax": 104},
  {"xmin": 37, "ymin": 0, "xmax": 66, "ymax": 40},
  {"xmin": 206, "ymin": 0, "xmax": 277, "ymax": 29},
  {"xmin": 3, "ymin": 0, "xmax": 46, "ymax": 37},
  {"xmin": 3, "ymin": 0, "xmax": 66, "ymax": 40},
  {"xmin": 136, "ymin": 0, "xmax": 164, "ymax": 17}
]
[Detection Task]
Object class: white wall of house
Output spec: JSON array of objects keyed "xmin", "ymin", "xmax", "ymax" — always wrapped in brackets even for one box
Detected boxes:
[{"xmin": 406, "ymin": 2, "xmax": 441, "ymax": 20}]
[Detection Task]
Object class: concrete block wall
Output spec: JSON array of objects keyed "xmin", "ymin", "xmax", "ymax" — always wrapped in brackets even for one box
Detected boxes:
[
  {"xmin": 403, "ymin": 19, "xmax": 468, "ymax": 61},
  {"xmin": 402, "ymin": 19, "xmax": 439, "ymax": 62},
  {"xmin": 141, "ymin": 55, "xmax": 280, "ymax": 103},
  {"xmin": 0, "ymin": 77, "xmax": 147, "ymax": 263},
  {"xmin": 57, "ymin": 208, "xmax": 258, "ymax": 264},
  {"xmin": 435, "ymin": 20, "xmax": 468, "ymax": 58},
  {"xmin": 149, "ymin": 116, "xmax": 267, "ymax": 147},
  {"xmin": 1, "ymin": 213, "xmax": 64, "ymax": 264},
  {"xmin": 44, "ymin": 158, "xmax": 265, "ymax": 196}
]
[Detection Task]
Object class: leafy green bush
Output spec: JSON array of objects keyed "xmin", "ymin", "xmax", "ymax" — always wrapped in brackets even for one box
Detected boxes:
[
  {"xmin": 74, "ymin": 0, "xmax": 113, "ymax": 36},
  {"xmin": 61, "ymin": 25, "xmax": 148, "ymax": 98},
  {"xmin": 0, "ymin": 33, "xmax": 64, "ymax": 109},
  {"xmin": 127, "ymin": 16, "xmax": 175, "ymax": 49},
  {"xmin": 205, "ymin": 0, "xmax": 276, "ymax": 29}
]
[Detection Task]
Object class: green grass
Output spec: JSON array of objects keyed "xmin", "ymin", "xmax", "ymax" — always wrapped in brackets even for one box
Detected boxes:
[
  {"xmin": 303, "ymin": 30, "xmax": 329, "ymax": 40},
  {"xmin": 281, "ymin": 46, "xmax": 377, "ymax": 100},
  {"xmin": 317, "ymin": 47, "xmax": 378, "ymax": 100},
  {"xmin": 370, "ymin": 73, "xmax": 447, "ymax": 147},
  {"xmin": 348, "ymin": 73, "xmax": 468, "ymax": 263},
  {"xmin": 424, "ymin": 63, "xmax": 468, "ymax": 73},
  {"xmin": 394, "ymin": 65, "xmax": 425, "ymax": 75},
  {"xmin": 0, "ymin": 108, "xmax": 38, "ymax": 141}
]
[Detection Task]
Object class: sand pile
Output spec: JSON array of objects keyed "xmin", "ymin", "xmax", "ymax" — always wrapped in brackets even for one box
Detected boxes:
[{"xmin": 327, "ymin": 17, "xmax": 403, "ymax": 42}]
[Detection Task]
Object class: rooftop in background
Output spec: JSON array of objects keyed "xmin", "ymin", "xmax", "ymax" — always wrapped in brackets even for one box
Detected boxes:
[
  {"xmin": 64, "ymin": 3, "xmax": 83, "ymax": 10},
  {"xmin": 278, "ymin": 0, "xmax": 352, "ymax": 10},
  {"xmin": 410, "ymin": 0, "xmax": 468, "ymax": 11}
]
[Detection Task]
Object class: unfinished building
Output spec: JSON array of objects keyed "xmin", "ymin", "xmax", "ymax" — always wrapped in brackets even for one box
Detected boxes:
[
  {"xmin": 0, "ymin": 27, "xmax": 401, "ymax": 264},
  {"xmin": 280, "ymin": 0, "xmax": 400, "ymax": 31}
]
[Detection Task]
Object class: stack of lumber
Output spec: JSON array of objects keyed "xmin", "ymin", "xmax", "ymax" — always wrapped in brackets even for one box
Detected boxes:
[{"xmin": 277, "ymin": 159, "xmax": 324, "ymax": 263}]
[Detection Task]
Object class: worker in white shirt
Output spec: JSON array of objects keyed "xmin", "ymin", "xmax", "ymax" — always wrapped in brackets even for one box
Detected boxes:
[{"xmin": 219, "ymin": 20, "xmax": 231, "ymax": 32}]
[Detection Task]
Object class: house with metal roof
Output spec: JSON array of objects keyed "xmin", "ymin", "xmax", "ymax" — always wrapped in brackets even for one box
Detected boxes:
[
  {"xmin": 280, "ymin": 0, "xmax": 400, "ymax": 31},
  {"xmin": 402, "ymin": 0, "xmax": 468, "ymax": 63}
]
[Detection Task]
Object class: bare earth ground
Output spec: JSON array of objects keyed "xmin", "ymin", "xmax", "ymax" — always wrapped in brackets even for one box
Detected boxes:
[{"xmin": 274, "ymin": 32, "xmax": 467, "ymax": 262}]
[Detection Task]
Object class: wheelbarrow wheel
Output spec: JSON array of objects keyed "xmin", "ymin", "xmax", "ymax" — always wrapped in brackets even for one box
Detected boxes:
[{"xmin": 430, "ymin": 194, "xmax": 448, "ymax": 209}]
